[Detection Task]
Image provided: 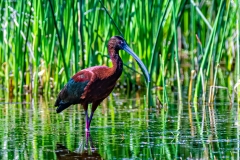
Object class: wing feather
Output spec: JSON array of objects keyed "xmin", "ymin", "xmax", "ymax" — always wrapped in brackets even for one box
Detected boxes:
[{"xmin": 54, "ymin": 70, "xmax": 93, "ymax": 109}]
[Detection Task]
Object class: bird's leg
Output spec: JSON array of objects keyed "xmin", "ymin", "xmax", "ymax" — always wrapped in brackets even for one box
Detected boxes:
[
  {"xmin": 83, "ymin": 103, "xmax": 90, "ymax": 132},
  {"xmin": 87, "ymin": 100, "xmax": 102, "ymax": 130},
  {"xmin": 88, "ymin": 112, "xmax": 94, "ymax": 129},
  {"xmin": 85, "ymin": 110, "xmax": 90, "ymax": 132}
]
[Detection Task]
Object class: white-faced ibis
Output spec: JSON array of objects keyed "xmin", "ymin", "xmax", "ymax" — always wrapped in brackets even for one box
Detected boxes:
[{"xmin": 55, "ymin": 36, "xmax": 150, "ymax": 132}]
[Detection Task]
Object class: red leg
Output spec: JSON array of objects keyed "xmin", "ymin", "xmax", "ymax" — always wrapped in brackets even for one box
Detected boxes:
[
  {"xmin": 85, "ymin": 110, "xmax": 90, "ymax": 132},
  {"xmin": 87, "ymin": 100, "xmax": 102, "ymax": 130},
  {"xmin": 82, "ymin": 103, "xmax": 90, "ymax": 132}
]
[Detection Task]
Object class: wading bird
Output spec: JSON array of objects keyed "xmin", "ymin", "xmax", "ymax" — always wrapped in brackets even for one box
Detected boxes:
[{"xmin": 55, "ymin": 36, "xmax": 150, "ymax": 132}]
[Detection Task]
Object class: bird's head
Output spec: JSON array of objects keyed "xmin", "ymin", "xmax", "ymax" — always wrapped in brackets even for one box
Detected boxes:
[
  {"xmin": 108, "ymin": 36, "xmax": 126, "ymax": 51},
  {"xmin": 108, "ymin": 35, "xmax": 150, "ymax": 82}
]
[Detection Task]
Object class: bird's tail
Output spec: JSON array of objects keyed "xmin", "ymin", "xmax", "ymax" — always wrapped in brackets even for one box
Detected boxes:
[{"xmin": 56, "ymin": 102, "xmax": 71, "ymax": 113}]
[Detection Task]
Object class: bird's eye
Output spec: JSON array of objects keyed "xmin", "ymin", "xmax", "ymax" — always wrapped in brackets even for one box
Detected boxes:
[{"xmin": 119, "ymin": 40, "xmax": 123, "ymax": 45}]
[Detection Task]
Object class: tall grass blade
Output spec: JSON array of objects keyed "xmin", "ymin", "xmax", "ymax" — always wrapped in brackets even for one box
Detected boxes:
[
  {"xmin": 48, "ymin": 0, "xmax": 69, "ymax": 80},
  {"xmin": 193, "ymin": 0, "xmax": 225, "ymax": 103}
]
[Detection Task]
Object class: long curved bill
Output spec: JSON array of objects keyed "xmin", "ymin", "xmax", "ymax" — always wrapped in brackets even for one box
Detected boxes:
[{"xmin": 123, "ymin": 44, "xmax": 150, "ymax": 82}]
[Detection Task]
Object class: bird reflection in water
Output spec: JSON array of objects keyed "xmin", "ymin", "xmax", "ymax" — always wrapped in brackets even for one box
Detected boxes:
[{"xmin": 55, "ymin": 134, "xmax": 102, "ymax": 159}]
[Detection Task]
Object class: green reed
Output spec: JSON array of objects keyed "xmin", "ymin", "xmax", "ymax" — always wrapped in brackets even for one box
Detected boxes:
[
  {"xmin": 0, "ymin": 0, "xmax": 239, "ymax": 104},
  {"xmin": 237, "ymin": 2, "xmax": 240, "ymax": 102}
]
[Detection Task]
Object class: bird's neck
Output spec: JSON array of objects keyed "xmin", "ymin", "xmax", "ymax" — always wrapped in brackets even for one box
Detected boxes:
[{"xmin": 109, "ymin": 50, "xmax": 123, "ymax": 78}]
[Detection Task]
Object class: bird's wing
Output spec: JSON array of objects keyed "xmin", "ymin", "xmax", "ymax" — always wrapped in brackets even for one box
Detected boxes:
[{"xmin": 54, "ymin": 70, "xmax": 95, "ymax": 107}]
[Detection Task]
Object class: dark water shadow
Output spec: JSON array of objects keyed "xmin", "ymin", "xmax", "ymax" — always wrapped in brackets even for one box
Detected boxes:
[{"xmin": 55, "ymin": 134, "xmax": 102, "ymax": 160}]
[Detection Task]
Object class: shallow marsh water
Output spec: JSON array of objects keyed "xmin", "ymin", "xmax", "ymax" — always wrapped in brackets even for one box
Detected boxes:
[{"xmin": 0, "ymin": 90, "xmax": 239, "ymax": 159}]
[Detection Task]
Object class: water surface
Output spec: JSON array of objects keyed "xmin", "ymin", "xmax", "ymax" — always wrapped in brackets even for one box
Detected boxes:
[{"xmin": 0, "ymin": 90, "xmax": 239, "ymax": 159}]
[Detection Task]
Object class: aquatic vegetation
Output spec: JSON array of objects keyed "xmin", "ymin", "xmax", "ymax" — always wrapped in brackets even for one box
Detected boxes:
[{"xmin": 0, "ymin": 0, "xmax": 238, "ymax": 104}]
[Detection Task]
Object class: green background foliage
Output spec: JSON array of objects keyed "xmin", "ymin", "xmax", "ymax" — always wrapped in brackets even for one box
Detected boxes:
[{"xmin": 0, "ymin": 0, "xmax": 239, "ymax": 102}]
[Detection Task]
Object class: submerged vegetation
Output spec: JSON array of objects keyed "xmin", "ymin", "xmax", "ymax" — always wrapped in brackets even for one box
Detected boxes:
[{"xmin": 0, "ymin": 0, "xmax": 240, "ymax": 103}]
